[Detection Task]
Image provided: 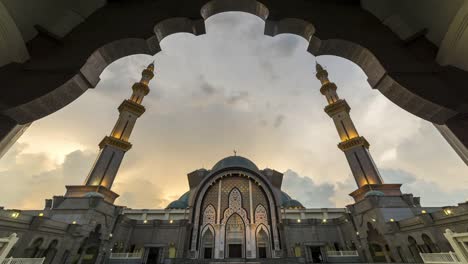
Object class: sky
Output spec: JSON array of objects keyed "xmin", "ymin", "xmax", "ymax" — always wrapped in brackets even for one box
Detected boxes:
[{"xmin": 0, "ymin": 12, "xmax": 466, "ymax": 210}]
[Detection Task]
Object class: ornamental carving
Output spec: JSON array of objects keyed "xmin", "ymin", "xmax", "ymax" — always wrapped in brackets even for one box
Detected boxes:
[
  {"xmin": 222, "ymin": 188, "xmax": 249, "ymax": 224},
  {"xmin": 255, "ymin": 204, "xmax": 268, "ymax": 224},
  {"xmin": 203, "ymin": 205, "xmax": 216, "ymax": 225}
]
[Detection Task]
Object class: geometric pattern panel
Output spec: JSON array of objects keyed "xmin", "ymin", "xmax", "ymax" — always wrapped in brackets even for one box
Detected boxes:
[
  {"xmin": 255, "ymin": 204, "xmax": 268, "ymax": 224},
  {"xmin": 203, "ymin": 204, "xmax": 216, "ymax": 225},
  {"xmin": 222, "ymin": 187, "xmax": 249, "ymax": 224},
  {"xmin": 221, "ymin": 176, "xmax": 250, "ymax": 218}
]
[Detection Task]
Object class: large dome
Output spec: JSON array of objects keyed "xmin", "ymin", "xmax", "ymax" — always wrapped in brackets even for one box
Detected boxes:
[
  {"xmin": 280, "ymin": 191, "xmax": 305, "ymax": 209},
  {"xmin": 166, "ymin": 191, "xmax": 190, "ymax": 209},
  {"xmin": 211, "ymin": 156, "xmax": 259, "ymax": 172}
]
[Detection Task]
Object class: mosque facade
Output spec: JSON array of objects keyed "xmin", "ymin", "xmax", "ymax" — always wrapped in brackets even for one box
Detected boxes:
[{"xmin": 0, "ymin": 63, "xmax": 467, "ymax": 264}]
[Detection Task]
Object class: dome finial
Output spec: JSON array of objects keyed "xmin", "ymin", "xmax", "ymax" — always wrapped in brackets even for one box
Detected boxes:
[
  {"xmin": 315, "ymin": 59, "xmax": 324, "ymax": 72},
  {"xmin": 146, "ymin": 60, "xmax": 155, "ymax": 72}
]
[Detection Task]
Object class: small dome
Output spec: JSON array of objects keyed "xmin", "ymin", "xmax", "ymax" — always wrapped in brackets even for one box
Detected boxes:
[
  {"xmin": 84, "ymin": 192, "xmax": 104, "ymax": 198},
  {"xmin": 364, "ymin": 190, "xmax": 385, "ymax": 197},
  {"xmin": 166, "ymin": 191, "xmax": 190, "ymax": 209},
  {"xmin": 280, "ymin": 191, "xmax": 305, "ymax": 209},
  {"xmin": 282, "ymin": 199, "xmax": 305, "ymax": 209},
  {"xmin": 211, "ymin": 156, "xmax": 259, "ymax": 172}
]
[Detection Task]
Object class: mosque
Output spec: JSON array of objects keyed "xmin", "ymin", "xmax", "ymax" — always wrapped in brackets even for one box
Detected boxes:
[{"xmin": 0, "ymin": 62, "xmax": 467, "ymax": 264}]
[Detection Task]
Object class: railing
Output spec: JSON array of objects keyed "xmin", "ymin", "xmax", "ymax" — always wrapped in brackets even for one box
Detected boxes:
[
  {"xmin": 1, "ymin": 258, "xmax": 45, "ymax": 264},
  {"xmin": 326, "ymin": 250, "xmax": 359, "ymax": 256},
  {"xmin": 109, "ymin": 252, "xmax": 143, "ymax": 259},
  {"xmin": 420, "ymin": 252, "xmax": 460, "ymax": 263}
]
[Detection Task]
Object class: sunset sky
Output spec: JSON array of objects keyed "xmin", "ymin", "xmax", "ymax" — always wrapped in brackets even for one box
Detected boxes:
[{"xmin": 0, "ymin": 12, "xmax": 466, "ymax": 210}]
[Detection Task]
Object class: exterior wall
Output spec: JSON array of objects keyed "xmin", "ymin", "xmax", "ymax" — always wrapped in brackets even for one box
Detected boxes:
[
  {"xmin": 347, "ymin": 195, "xmax": 468, "ymax": 263},
  {"xmin": 1, "ymin": 162, "xmax": 468, "ymax": 263}
]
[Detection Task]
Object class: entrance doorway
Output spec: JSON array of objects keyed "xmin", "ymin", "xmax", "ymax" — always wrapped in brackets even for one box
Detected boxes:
[
  {"xmin": 146, "ymin": 247, "xmax": 160, "ymax": 264},
  {"xmin": 229, "ymin": 244, "xmax": 242, "ymax": 258},
  {"xmin": 309, "ymin": 246, "xmax": 323, "ymax": 263},
  {"xmin": 204, "ymin": 248, "xmax": 213, "ymax": 259},
  {"xmin": 256, "ymin": 227, "xmax": 269, "ymax": 258},
  {"xmin": 369, "ymin": 244, "xmax": 386, "ymax": 262},
  {"xmin": 225, "ymin": 214, "xmax": 245, "ymax": 258},
  {"xmin": 201, "ymin": 228, "xmax": 214, "ymax": 259}
]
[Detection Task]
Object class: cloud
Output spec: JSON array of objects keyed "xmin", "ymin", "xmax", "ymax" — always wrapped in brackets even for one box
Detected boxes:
[
  {"xmin": 282, "ymin": 170, "xmax": 336, "ymax": 208},
  {"xmin": 381, "ymin": 168, "xmax": 467, "ymax": 206},
  {"xmin": 0, "ymin": 143, "xmax": 96, "ymax": 209},
  {"xmin": 226, "ymin": 91, "xmax": 249, "ymax": 105},
  {"xmin": 273, "ymin": 114, "xmax": 285, "ymax": 128},
  {"xmin": 114, "ymin": 179, "xmax": 171, "ymax": 209},
  {"xmin": 1, "ymin": 12, "xmax": 466, "ymax": 211},
  {"xmin": 200, "ymin": 81, "xmax": 217, "ymax": 95}
]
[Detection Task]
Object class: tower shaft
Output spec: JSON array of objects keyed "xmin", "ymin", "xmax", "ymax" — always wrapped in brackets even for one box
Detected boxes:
[
  {"xmin": 84, "ymin": 63, "xmax": 154, "ymax": 189},
  {"xmin": 315, "ymin": 63, "xmax": 383, "ymax": 188}
]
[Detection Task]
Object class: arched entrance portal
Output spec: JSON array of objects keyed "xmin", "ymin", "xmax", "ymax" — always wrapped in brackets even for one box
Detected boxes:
[
  {"xmin": 201, "ymin": 227, "xmax": 214, "ymax": 259},
  {"xmin": 225, "ymin": 214, "xmax": 245, "ymax": 258},
  {"xmin": 256, "ymin": 226, "xmax": 270, "ymax": 258}
]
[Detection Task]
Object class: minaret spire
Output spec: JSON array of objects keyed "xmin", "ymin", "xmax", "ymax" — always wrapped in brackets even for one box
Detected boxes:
[
  {"xmin": 65, "ymin": 62, "xmax": 155, "ymax": 203},
  {"xmin": 315, "ymin": 62, "xmax": 402, "ymax": 201}
]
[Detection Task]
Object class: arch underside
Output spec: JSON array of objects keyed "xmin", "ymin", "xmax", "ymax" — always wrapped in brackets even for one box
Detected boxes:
[{"xmin": 0, "ymin": 0, "xmax": 467, "ymax": 154}]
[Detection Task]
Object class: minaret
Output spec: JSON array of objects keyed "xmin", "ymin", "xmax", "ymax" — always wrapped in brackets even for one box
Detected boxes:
[
  {"xmin": 65, "ymin": 62, "xmax": 155, "ymax": 203},
  {"xmin": 315, "ymin": 62, "xmax": 401, "ymax": 201}
]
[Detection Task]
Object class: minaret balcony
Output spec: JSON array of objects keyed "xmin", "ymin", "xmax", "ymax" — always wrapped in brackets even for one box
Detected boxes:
[
  {"xmin": 99, "ymin": 136, "xmax": 132, "ymax": 151},
  {"xmin": 118, "ymin": 99, "xmax": 146, "ymax": 116},
  {"xmin": 338, "ymin": 136, "xmax": 370, "ymax": 151},
  {"xmin": 132, "ymin": 82, "xmax": 150, "ymax": 95},
  {"xmin": 324, "ymin": 99, "xmax": 351, "ymax": 117},
  {"xmin": 319, "ymin": 82, "xmax": 337, "ymax": 95}
]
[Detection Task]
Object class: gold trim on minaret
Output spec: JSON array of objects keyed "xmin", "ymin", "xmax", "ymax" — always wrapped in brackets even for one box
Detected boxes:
[
  {"xmin": 118, "ymin": 99, "xmax": 146, "ymax": 117},
  {"xmin": 315, "ymin": 62, "xmax": 386, "ymax": 194},
  {"xmin": 99, "ymin": 136, "xmax": 132, "ymax": 151},
  {"xmin": 68, "ymin": 61, "xmax": 156, "ymax": 203},
  {"xmin": 324, "ymin": 99, "xmax": 351, "ymax": 117},
  {"xmin": 338, "ymin": 136, "xmax": 370, "ymax": 151}
]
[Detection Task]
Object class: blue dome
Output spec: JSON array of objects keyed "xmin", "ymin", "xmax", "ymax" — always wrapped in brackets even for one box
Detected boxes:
[
  {"xmin": 280, "ymin": 191, "xmax": 304, "ymax": 209},
  {"xmin": 212, "ymin": 156, "xmax": 259, "ymax": 172},
  {"xmin": 166, "ymin": 191, "xmax": 190, "ymax": 209},
  {"xmin": 364, "ymin": 190, "xmax": 385, "ymax": 197}
]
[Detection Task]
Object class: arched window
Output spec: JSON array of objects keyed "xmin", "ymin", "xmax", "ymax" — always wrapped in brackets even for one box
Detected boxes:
[
  {"xmin": 25, "ymin": 238, "xmax": 43, "ymax": 258},
  {"xmin": 422, "ymin": 234, "xmax": 439, "ymax": 253},
  {"xmin": 408, "ymin": 236, "xmax": 422, "ymax": 262},
  {"xmin": 43, "ymin": 239, "xmax": 58, "ymax": 264}
]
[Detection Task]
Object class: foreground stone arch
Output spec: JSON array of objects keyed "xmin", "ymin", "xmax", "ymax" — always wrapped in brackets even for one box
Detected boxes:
[{"xmin": 0, "ymin": 0, "xmax": 466, "ymax": 163}]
